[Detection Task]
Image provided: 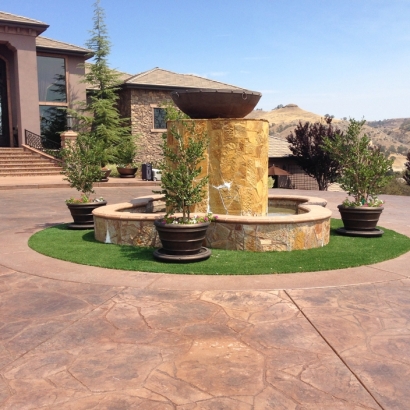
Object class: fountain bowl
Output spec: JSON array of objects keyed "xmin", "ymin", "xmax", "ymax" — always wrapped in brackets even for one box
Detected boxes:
[{"xmin": 170, "ymin": 89, "xmax": 262, "ymax": 119}]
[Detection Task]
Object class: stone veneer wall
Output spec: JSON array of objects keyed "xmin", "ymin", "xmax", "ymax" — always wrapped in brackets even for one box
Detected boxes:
[
  {"xmin": 93, "ymin": 195, "xmax": 331, "ymax": 252},
  {"xmin": 168, "ymin": 119, "xmax": 269, "ymax": 216},
  {"xmin": 122, "ymin": 88, "xmax": 172, "ymax": 164}
]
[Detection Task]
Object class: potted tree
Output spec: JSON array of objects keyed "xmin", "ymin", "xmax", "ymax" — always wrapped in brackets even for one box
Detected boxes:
[
  {"xmin": 115, "ymin": 135, "xmax": 138, "ymax": 178},
  {"xmin": 323, "ymin": 118, "xmax": 394, "ymax": 237},
  {"xmin": 61, "ymin": 134, "xmax": 107, "ymax": 229},
  {"xmin": 153, "ymin": 122, "xmax": 216, "ymax": 262}
]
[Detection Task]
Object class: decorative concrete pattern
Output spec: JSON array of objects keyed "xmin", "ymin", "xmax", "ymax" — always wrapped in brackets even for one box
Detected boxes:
[
  {"xmin": 0, "ymin": 279, "xmax": 383, "ymax": 409},
  {"xmin": 1, "ymin": 186, "xmax": 410, "ymax": 409}
]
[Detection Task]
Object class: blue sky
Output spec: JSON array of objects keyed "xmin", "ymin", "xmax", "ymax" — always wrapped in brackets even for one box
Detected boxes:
[{"xmin": 3, "ymin": 0, "xmax": 410, "ymax": 120}]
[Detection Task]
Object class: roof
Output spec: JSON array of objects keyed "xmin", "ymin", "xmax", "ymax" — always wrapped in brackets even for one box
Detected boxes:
[
  {"xmin": 269, "ymin": 136, "xmax": 292, "ymax": 158},
  {"xmin": 124, "ymin": 67, "xmax": 249, "ymax": 91},
  {"xmin": 0, "ymin": 11, "xmax": 48, "ymax": 33},
  {"xmin": 36, "ymin": 36, "xmax": 91, "ymax": 56}
]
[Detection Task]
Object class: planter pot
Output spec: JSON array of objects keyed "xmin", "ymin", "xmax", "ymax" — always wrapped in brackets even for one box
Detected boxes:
[
  {"xmin": 66, "ymin": 201, "xmax": 107, "ymax": 230},
  {"xmin": 100, "ymin": 169, "xmax": 111, "ymax": 182},
  {"xmin": 337, "ymin": 205, "xmax": 384, "ymax": 237},
  {"xmin": 153, "ymin": 220, "xmax": 211, "ymax": 262},
  {"xmin": 117, "ymin": 166, "xmax": 138, "ymax": 178}
]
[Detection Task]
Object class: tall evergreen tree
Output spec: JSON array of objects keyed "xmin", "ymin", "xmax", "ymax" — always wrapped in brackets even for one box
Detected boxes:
[{"xmin": 77, "ymin": 0, "xmax": 130, "ymax": 165}]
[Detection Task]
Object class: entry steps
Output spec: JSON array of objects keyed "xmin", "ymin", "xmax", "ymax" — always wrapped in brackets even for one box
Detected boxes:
[{"xmin": 0, "ymin": 148, "xmax": 63, "ymax": 177}]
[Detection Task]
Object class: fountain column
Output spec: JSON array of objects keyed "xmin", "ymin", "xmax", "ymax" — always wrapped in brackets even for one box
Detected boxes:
[{"xmin": 167, "ymin": 118, "xmax": 269, "ymax": 216}]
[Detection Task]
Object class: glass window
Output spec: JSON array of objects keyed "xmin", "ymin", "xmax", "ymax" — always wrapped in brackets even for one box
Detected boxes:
[
  {"xmin": 37, "ymin": 56, "xmax": 67, "ymax": 103},
  {"xmin": 153, "ymin": 107, "xmax": 167, "ymax": 129},
  {"xmin": 39, "ymin": 106, "xmax": 67, "ymax": 147}
]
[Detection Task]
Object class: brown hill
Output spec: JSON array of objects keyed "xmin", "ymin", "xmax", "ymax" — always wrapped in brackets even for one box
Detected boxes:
[{"xmin": 247, "ymin": 104, "xmax": 410, "ymax": 171}]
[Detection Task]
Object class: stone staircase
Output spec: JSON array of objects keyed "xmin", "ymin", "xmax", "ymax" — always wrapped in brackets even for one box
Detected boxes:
[{"xmin": 0, "ymin": 148, "xmax": 63, "ymax": 177}]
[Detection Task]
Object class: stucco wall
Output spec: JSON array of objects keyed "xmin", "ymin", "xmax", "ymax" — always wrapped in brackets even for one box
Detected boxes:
[{"xmin": 0, "ymin": 29, "xmax": 40, "ymax": 143}]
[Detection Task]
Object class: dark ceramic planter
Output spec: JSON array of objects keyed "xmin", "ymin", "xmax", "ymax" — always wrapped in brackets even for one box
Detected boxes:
[
  {"xmin": 153, "ymin": 220, "xmax": 211, "ymax": 262},
  {"xmin": 117, "ymin": 166, "xmax": 138, "ymax": 178},
  {"xmin": 100, "ymin": 169, "xmax": 111, "ymax": 182},
  {"xmin": 170, "ymin": 89, "xmax": 261, "ymax": 119},
  {"xmin": 66, "ymin": 201, "xmax": 107, "ymax": 230},
  {"xmin": 337, "ymin": 205, "xmax": 384, "ymax": 237}
]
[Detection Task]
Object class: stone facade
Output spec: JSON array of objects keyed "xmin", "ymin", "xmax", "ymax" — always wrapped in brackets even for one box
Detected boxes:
[
  {"xmin": 93, "ymin": 194, "xmax": 331, "ymax": 252},
  {"xmin": 119, "ymin": 88, "xmax": 173, "ymax": 164},
  {"xmin": 167, "ymin": 119, "xmax": 269, "ymax": 216}
]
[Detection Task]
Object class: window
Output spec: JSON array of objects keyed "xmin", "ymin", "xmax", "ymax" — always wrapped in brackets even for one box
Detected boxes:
[
  {"xmin": 37, "ymin": 56, "xmax": 67, "ymax": 103},
  {"xmin": 37, "ymin": 56, "xmax": 68, "ymax": 144},
  {"xmin": 39, "ymin": 106, "xmax": 67, "ymax": 146},
  {"xmin": 153, "ymin": 107, "xmax": 167, "ymax": 130}
]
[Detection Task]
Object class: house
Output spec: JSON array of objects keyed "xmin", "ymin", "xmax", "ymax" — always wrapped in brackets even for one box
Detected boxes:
[
  {"xmin": 268, "ymin": 136, "xmax": 319, "ymax": 190},
  {"xmin": 116, "ymin": 67, "xmax": 252, "ymax": 163},
  {"xmin": 0, "ymin": 11, "xmax": 90, "ymax": 148}
]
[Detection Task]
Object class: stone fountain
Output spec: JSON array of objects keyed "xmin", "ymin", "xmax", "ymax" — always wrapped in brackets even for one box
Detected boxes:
[{"xmin": 93, "ymin": 89, "xmax": 332, "ymax": 252}]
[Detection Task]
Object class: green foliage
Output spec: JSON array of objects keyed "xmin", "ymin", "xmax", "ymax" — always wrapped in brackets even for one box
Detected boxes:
[
  {"xmin": 286, "ymin": 118, "xmax": 342, "ymax": 190},
  {"xmin": 404, "ymin": 151, "xmax": 410, "ymax": 185},
  {"xmin": 74, "ymin": 0, "xmax": 131, "ymax": 166},
  {"xmin": 268, "ymin": 176, "xmax": 275, "ymax": 188},
  {"xmin": 154, "ymin": 122, "xmax": 209, "ymax": 223},
  {"xmin": 379, "ymin": 177, "xmax": 410, "ymax": 196},
  {"xmin": 323, "ymin": 118, "xmax": 394, "ymax": 205},
  {"xmin": 160, "ymin": 100, "xmax": 190, "ymax": 121},
  {"xmin": 114, "ymin": 134, "xmax": 138, "ymax": 167},
  {"xmin": 61, "ymin": 134, "xmax": 103, "ymax": 201}
]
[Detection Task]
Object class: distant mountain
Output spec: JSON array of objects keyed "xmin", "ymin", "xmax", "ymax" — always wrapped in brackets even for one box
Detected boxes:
[{"xmin": 247, "ymin": 104, "xmax": 410, "ymax": 171}]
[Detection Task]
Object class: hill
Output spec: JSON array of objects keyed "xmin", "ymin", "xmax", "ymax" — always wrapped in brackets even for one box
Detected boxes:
[{"xmin": 247, "ymin": 104, "xmax": 410, "ymax": 171}]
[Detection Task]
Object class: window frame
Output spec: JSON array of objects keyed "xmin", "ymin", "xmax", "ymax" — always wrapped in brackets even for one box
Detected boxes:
[
  {"xmin": 37, "ymin": 53, "xmax": 69, "ymax": 108},
  {"xmin": 150, "ymin": 104, "xmax": 167, "ymax": 132}
]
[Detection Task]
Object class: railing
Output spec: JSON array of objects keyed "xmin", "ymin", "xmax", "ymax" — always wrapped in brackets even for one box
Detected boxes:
[{"xmin": 25, "ymin": 130, "xmax": 62, "ymax": 159}]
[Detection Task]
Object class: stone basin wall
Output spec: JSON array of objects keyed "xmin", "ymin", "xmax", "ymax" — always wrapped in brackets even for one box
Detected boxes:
[{"xmin": 93, "ymin": 195, "xmax": 331, "ymax": 252}]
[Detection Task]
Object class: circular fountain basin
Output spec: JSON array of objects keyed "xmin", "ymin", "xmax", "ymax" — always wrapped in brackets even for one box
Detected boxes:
[{"xmin": 93, "ymin": 194, "xmax": 332, "ymax": 252}]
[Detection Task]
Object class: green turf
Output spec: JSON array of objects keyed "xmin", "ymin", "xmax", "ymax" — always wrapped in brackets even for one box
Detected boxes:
[{"xmin": 28, "ymin": 219, "xmax": 410, "ymax": 275}]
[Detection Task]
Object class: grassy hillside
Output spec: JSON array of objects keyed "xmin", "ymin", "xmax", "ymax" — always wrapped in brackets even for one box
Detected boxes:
[{"xmin": 247, "ymin": 104, "xmax": 410, "ymax": 171}]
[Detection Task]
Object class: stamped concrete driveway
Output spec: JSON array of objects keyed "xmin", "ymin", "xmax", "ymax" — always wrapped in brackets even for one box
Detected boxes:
[{"xmin": 0, "ymin": 186, "xmax": 409, "ymax": 409}]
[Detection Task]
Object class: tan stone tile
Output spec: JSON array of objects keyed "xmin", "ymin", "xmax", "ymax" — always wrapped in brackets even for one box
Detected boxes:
[
  {"xmin": 145, "ymin": 369, "xmax": 213, "ymax": 405},
  {"xmin": 177, "ymin": 397, "xmax": 253, "ymax": 409},
  {"xmin": 174, "ymin": 337, "xmax": 264, "ymax": 397},
  {"xmin": 69, "ymin": 342, "xmax": 162, "ymax": 392}
]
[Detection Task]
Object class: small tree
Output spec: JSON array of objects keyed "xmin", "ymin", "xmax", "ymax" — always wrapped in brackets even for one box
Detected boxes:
[
  {"xmin": 61, "ymin": 134, "xmax": 103, "ymax": 202},
  {"xmin": 286, "ymin": 118, "xmax": 342, "ymax": 190},
  {"xmin": 323, "ymin": 118, "xmax": 394, "ymax": 205},
  {"xmin": 74, "ymin": 0, "xmax": 130, "ymax": 165},
  {"xmin": 154, "ymin": 122, "xmax": 209, "ymax": 223},
  {"xmin": 404, "ymin": 151, "xmax": 410, "ymax": 185}
]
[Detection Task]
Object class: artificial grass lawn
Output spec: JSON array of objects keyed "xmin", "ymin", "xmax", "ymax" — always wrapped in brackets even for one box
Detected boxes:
[{"xmin": 28, "ymin": 219, "xmax": 410, "ymax": 275}]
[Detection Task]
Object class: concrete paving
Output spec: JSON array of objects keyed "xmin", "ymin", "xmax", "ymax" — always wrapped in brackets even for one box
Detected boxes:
[{"xmin": 0, "ymin": 178, "xmax": 409, "ymax": 409}]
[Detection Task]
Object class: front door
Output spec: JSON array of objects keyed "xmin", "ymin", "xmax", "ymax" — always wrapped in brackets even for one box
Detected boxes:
[{"xmin": 0, "ymin": 58, "xmax": 10, "ymax": 147}]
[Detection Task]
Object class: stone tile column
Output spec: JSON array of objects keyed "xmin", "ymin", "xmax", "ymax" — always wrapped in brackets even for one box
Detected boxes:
[{"xmin": 167, "ymin": 119, "xmax": 269, "ymax": 216}]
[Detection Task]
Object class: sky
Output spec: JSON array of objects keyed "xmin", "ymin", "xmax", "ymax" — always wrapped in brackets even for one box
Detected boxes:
[{"xmin": 2, "ymin": 0, "xmax": 410, "ymax": 120}]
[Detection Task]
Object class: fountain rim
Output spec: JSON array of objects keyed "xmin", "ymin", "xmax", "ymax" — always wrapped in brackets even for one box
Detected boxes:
[{"xmin": 93, "ymin": 194, "xmax": 332, "ymax": 224}]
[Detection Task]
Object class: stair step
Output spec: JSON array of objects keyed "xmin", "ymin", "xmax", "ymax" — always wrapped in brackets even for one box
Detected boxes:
[
  {"xmin": 0, "ymin": 147, "xmax": 63, "ymax": 177},
  {"xmin": 0, "ymin": 165, "xmax": 62, "ymax": 170},
  {"xmin": 0, "ymin": 170, "xmax": 63, "ymax": 176}
]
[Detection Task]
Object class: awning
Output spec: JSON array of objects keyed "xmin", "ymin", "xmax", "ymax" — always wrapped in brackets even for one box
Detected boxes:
[{"xmin": 267, "ymin": 165, "xmax": 291, "ymax": 176}]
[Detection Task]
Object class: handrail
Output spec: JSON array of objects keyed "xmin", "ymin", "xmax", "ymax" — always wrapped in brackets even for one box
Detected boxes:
[{"xmin": 25, "ymin": 129, "xmax": 62, "ymax": 159}]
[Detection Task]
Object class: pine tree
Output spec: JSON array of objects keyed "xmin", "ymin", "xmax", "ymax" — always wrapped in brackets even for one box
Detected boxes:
[{"xmin": 76, "ymin": 0, "xmax": 130, "ymax": 166}]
